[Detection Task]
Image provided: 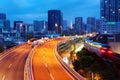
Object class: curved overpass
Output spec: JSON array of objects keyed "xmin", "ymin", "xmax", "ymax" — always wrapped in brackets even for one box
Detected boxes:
[
  {"xmin": 32, "ymin": 39, "xmax": 74, "ymax": 80},
  {"xmin": 0, "ymin": 44, "xmax": 31, "ymax": 80},
  {"xmin": 32, "ymin": 37, "xmax": 85, "ymax": 80}
]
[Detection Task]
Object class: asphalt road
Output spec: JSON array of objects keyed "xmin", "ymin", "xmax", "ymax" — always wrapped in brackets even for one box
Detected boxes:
[
  {"xmin": 32, "ymin": 39, "xmax": 74, "ymax": 80},
  {"xmin": 0, "ymin": 44, "xmax": 31, "ymax": 80}
]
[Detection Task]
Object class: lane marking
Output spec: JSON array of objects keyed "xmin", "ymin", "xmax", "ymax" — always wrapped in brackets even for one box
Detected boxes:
[
  {"xmin": 8, "ymin": 64, "xmax": 12, "ymax": 68},
  {"xmin": 45, "ymin": 63, "xmax": 47, "ymax": 68},
  {"xmin": 50, "ymin": 73, "xmax": 54, "ymax": 80},
  {"xmin": 2, "ymin": 75, "xmax": 5, "ymax": 80}
]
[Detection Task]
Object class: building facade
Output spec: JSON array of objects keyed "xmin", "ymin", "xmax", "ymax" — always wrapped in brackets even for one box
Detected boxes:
[
  {"xmin": 87, "ymin": 17, "xmax": 96, "ymax": 33},
  {"xmin": 101, "ymin": 22, "xmax": 120, "ymax": 34},
  {"xmin": 100, "ymin": 0, "xmax": 120, "ymax": 22},
  {"xmin": 4, "ymin": 20, "xmax": 11, "ymax": 31},
  {"xmin": 0, "ymin": 13, "xmax": 10, "ymax": 33},
  {"xmin": 14, "ymin": 21, "xmax": 23, "ymax": 31},
  {"xmin": 0, "ymin": 13, "xmax": 6, "ymax": 20},
  {"xmin": 75, "ymin": 17, "xmax": 83, "ymax": 34},
  {"xmin": 33, "ymin": 20, "xmax": 48, "ymax": 33},
  {"xmin": 48, "ymin": 10, "xmax": 62, "ymax": 34},
  {"xmin": 63, "ymin": 20, "xmax": 67, "ymax": 31}
]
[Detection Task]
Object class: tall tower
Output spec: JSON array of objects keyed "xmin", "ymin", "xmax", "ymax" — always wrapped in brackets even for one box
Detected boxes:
[
  {"xmin": 100, "ymin": 0, "xmax": 120, "ymax": 22},
  {"xmin": 0, "ymin": 13, "xmax": 6, "ymax": 20},
  {"xmin": 70, "ymin": 20, "xmax": 73, "ymax": 30},
  {"xmin": 75, "ymin": 17, "xmax": 83, "ymax": 34},
  {"xmin": 48, "ymin": 10, "xmax": 62, "ymax": 34},
  {"xmin": 0, "ymin": 13, "xmax": 7, "ymax": 33},
  {"xmin": 87, "ymin": 17, "xmax": 96, "ymax": 33}
]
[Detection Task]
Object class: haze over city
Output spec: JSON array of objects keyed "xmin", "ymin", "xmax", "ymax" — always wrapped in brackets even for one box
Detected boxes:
[{"xmin": 0, "ymin": 0, "xmax": 100, "ymax": 23}]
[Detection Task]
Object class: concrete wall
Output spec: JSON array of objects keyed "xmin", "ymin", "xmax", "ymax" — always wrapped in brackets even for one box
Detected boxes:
[{"xmin": 109, "ymin": 42, "xmax": 120, "ymax": 54}]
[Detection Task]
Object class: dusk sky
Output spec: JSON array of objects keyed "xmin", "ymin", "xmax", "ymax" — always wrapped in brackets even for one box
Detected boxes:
[{"xmin": 0, "ymin": 0, "xmax": 100, "ymax": 25}]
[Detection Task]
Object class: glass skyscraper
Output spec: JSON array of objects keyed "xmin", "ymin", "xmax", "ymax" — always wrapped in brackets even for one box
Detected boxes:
[
  {"xmin": 75, "ymin": 17, "xmax": 83, "ymax": 34},
  {"xmin": 48, "ymin": 10, "xmax": 62, "ymax": 34},
  {"xmin": 100, "ymin": 0, "xmax": 120, "ymax": 22},
  {"xmin": 0, "ymin": 13, "xmax": 6, "ymax": 20}
]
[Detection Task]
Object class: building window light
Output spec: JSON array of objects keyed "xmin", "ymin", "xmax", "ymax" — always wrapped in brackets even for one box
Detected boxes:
[{"xmin": 113, "ymin": 11, "xmax": 115, "ymax": 14}]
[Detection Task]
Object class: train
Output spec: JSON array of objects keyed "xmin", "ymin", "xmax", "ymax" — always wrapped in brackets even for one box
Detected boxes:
[{"xmin": 84, "ymin": 34, "xmax": 113, "ymax": 57}]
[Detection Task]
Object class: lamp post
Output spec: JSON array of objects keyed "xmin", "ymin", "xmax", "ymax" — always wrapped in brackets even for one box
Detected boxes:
[
  {"xmin": 55, "ymin": 23, "xmax": 58, "ymax": 45},
  {"xmin": 55, "ymin": 23, "xmax": 58, "ymax": 34}
]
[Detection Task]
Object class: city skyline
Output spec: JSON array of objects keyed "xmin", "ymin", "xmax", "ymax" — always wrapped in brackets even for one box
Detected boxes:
[{"xmin": 0, "ymin": 0, "xmax": 100, "ymax": 24}]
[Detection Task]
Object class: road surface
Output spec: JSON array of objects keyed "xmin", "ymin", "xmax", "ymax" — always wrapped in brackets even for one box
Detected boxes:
[
  {"xmin": 32, "ymin": 39, "xmax": 74, "ymax": 80},
  {"xmin": 0, "ymin": 44, "xmax": 31, "ymax": 80}
]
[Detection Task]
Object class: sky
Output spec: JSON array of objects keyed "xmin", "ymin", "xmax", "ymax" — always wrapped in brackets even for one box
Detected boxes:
[{"xmin": 0, "ymin": 0, "xmax": 100, "ymax": 25}]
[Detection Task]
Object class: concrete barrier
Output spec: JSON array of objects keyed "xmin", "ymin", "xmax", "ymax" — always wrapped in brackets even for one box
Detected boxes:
[
  {"xmin": 55, "ymin": 45, "xmax": 86, "ymax": 80},
  {"xmin": 109, "ymin": 42, "xmax": 120, "ymax": 54},
  {"xmin": 24, "ymin": 46, "xmax": 36, "ymax": 80}
]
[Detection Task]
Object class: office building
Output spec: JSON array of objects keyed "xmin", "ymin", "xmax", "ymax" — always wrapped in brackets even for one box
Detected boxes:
[
  {"xmin": 48, "ymin": 10, "xmax": 62, "ymax": 34},
  {"xmin": 0, "ymin": 13, "xmax": 6, "ymax": 20},
  {"xmin": 0, "ymin": 20, "xmax": 4, "ymax": 33},
  {"xmin": 4, "ymin": 20, "xmax": 11, "ymax": 31},
  {"xmin": 33, "ymin": 20, "xmax": 48, "ymax": 33},
  {"xmin": 100, "ymin": 0, "xmax": 120, "ymax": 22},
  {"xmin": 0, "ymin": 13, "xmax": 6, "ymax": 33},
  {"xmin": 87, "ymin": 17, "xmax": 96, "ymax": 33},
  {"xmin": 95, "ymin": 19, "xmax": 101, "ymax": 32},
  {"xmin": 101, "ymin": 22, "xmax": 120, "ymax": 34},
  {"xmin": 14, "ymin": 21, "xmax": 23, "ymax": 31},
  {"xmin": 33, "ymin": 20, "xmax": 41, "ymax": 33},
  {"xmin": 75, "ymin": 17, "xmax": 83, "ymax": 34},
  {"xmin": 63, "ymin": 20, "xmax": 67, "ymax": 31}
]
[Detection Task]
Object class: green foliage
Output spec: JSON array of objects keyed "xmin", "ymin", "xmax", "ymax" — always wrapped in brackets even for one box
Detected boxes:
[
  {"xmin": 72, "ymin": 60, "xmax": 80, "ymax": 71},
  {"xmin": 80, "ymin": 56, "xmax": 94, "ymax": 68},
  {"xmin": 72, "ymin": 48, "xmax": 117, "ymax": 79},
  {"xmin": 100, "ymin": 69, "xmax": 117, "ymax": 80}
]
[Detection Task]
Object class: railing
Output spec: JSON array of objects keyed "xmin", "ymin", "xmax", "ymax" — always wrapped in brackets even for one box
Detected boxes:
[
  {"xmin": 55, "ymin": 44, "xmax": 86, "ymax": 80},
  {"xmin": 24, "ymin": 46, "xmax": 35, "ymax": 80}
]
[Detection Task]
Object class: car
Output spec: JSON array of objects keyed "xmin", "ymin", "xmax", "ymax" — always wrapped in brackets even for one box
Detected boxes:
[{"xmin": 27, "ymin": 38, "xmax": 38, "ymax": 44}]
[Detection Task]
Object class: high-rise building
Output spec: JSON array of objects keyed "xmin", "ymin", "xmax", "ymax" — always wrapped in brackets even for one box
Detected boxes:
[
  {"xmin": 87, "ymin": 17, "xmax": 96, "ymax": 33},
  {"xmin": 33, "ymin": 20, "xmax": 41, "ymax": 32},
  {"xmin": 101, "ymin": 22, "xmax": 120, "ymax": 34},
  {"xmin": 0, "ymin": 13, "xmax": 6, "ymax": 20},
  {"xmin": 33, "ymin": 20, "xmax": 48, "ymax": 33},
  {"xmin": 48, "ymin": 10, "xmax": 62, "ymax": 34},
  {"xmin": 63, "ymin": 20, "xmax": 67, "ymax": 31},
  {"xmin": 4, "ymin": 20, "xmax": 10, "ymax": 31},
  {"xmin": 96, "ymin": 19, "xmax": 101, "ymax": 32},
  {"xmin": 75, "ymin": 17, "xmax": 83, "ymax": 34},
  {"xmin": 0, "ymin": 13, "xmax": 6, "ymax": 33},
  {"xmin": 13, "ymin": 21, "xmax": 24, "ymax": 38},
  {"xmin": 0, "ymin": 20, "xmax": 4, "ymax": 33},
  {"xmin": 14, "ymin": 21, "xmax": 23, "ymax": 31},
  {"xmin": 100, "ymin": 0, "xmax": 120, "ymax": 22},
  {"xmin": 23, "ymin": 23, "xmax": 34, "ymax": 33}
]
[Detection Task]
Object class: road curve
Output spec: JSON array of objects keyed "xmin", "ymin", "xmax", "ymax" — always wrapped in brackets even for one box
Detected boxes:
[
  {"xmin": 0, "ymin": 44, "xmax": 32, "ymax": 80},
  {"xmin": 32, "ymin": 39, "xmax": 74, "ymax": 80}
]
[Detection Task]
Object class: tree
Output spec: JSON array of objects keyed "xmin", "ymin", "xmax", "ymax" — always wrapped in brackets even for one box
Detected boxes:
[
  {"xmin": 0, "ymin": 45, "xmax": 4, "ymax": 53},
  {"xmin": 79, "ymin": 55, "xmax": 94, "ymax": 69},
  {"xmin": 72, "ymin": 60, "xmax": 80, "ymax": 71}
]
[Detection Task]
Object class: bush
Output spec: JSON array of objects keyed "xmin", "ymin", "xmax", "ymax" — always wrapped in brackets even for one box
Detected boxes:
[{"xmin": 0, "ymin": 45, "xmax": 4, "ymax": 53}]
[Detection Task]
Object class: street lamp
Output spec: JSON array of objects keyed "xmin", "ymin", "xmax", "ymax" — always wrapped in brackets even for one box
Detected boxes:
[
  {"xmin": 55, "ymin": 23, "xmax": 58, "ymax": 34},
  {"xmin": 55, "ymin": 23, "xmax": 58, "ymax": 45}
]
